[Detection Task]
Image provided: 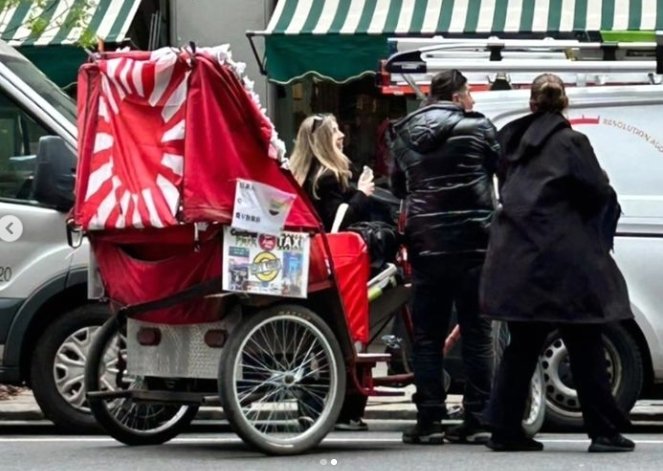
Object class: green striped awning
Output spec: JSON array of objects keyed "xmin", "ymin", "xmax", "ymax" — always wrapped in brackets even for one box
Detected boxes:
[
  {"xmin": 0, "ymin": 0, "xmax": 141, "ymax": 47},
  {"xmin": 257, "ymin": 0, "xmax": 663, "ymax": 84}
]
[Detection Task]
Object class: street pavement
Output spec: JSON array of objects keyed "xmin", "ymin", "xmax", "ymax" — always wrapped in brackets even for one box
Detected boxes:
[
  {"xmin": 1, "ymin": 431, "xmax": 663, "ymax": 470},
  {"xmin": 2, "ymin": 388, "xmax": 663, "ymax": 470}
]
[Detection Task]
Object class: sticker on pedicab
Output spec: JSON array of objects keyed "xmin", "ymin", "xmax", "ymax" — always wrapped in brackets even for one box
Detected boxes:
[
  {"xmin": 231, "ymin": 179, "xmax": 296, "ymax": 235},
  {"xmin": 222, "ymin": 227, "xmax": 310, "ymax": 298}
]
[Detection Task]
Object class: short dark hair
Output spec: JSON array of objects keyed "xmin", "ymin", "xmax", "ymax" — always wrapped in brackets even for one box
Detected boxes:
[{"xmin": 429, "ymin": 69, "xmax": 468, "ymax": 101}]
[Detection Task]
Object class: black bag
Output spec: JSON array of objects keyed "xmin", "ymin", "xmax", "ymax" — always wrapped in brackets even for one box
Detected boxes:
[{"xmin": 346, "ymin": 221, "xmax": 400, "ymax": 274}]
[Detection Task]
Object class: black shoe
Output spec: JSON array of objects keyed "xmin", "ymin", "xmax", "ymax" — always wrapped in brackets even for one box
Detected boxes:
[
  {"xmin": 588, "ymin": 434, "xmax": 635, "ymax": 453},
  {"xmin": 402, "ymin": 422, "xmax": 445, "ymax": 444},
  {"xmin": 486, "ymin": 435, "xmax": 544, "ymax": 452},
  {"xmin": 445, "ymin": 423, "xmax": 491, "ymax": 444}
]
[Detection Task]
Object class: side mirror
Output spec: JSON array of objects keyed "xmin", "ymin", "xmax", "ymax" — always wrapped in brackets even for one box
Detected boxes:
[{"xmin": 32, "ymin": 136, "xmax": 76, "ymax": 212}]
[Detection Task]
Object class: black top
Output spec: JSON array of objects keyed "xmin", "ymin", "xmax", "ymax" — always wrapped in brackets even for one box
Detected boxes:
[{"xmin": 303, "ymin": 160, "xmax": 370, "ymax": 232}]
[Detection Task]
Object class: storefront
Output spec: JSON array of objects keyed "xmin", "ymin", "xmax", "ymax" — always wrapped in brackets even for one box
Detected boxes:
[{"xmin": 249, "ymin": 0, "xmax": 663, "ymax": 177}]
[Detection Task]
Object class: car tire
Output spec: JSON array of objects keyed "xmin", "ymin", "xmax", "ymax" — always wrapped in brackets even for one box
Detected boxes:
[
  {"xmin": 541, "ymin": 322, "xmax": 643, "ymax": 430},
  {"xmin": 30, "ymin": 304, "xmax": 109, "ymax": 432}
]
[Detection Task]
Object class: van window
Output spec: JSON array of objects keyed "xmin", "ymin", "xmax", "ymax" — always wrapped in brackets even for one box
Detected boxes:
[{"xmin": 0, "ymin": 93, "xmax": 50, "ymax": 201}]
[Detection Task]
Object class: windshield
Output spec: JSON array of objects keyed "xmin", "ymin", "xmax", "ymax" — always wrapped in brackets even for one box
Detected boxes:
[{"xmin": 0, "ymin": 49, "xmax": 76, "ymax": 125}]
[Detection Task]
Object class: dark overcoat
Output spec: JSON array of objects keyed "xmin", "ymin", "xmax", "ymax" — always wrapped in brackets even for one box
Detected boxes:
[{"xmin": 480, "ymin": 112, "xmax": 633, "ymax": 324}]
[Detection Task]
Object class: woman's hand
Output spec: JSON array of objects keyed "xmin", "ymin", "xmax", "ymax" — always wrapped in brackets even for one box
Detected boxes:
[{"xmin": 358, "ymin": 166, "xmax": 375, "ymax": 196}]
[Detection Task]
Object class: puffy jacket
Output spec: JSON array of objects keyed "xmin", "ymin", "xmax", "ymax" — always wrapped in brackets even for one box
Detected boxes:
[{"xmin": 389, "ymin": 102, "xmax": 500, "ymax": 259}]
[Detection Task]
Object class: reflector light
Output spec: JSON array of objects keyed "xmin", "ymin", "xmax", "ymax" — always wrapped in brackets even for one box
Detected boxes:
[{"xmin": 137, "ymin": 327, "xmax": 161, "ymax": 346}]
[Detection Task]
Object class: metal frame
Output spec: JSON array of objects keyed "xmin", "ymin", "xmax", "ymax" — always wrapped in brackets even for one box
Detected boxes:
[{"xmin": 384, "ymin": 32, "xmax": 663, "ymax": 95}]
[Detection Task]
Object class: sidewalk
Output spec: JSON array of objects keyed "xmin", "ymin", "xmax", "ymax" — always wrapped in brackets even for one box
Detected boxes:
[{"xmin": 1, "ymin": 387, "xmax": 663, "ymax": 423}]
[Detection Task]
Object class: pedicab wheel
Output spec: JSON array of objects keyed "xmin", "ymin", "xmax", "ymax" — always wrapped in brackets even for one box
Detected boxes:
[
  {"xmin": 84, "ymin": 316, "xmax": 199, "ymax": 446},
  {"xmin": 219, "ymin": 304, "xmax": 346, "ymax": 455}
]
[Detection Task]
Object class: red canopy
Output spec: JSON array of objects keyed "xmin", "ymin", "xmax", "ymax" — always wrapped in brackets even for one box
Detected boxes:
[{"xmin": 74, "ymin": 47, "xmax": 319, "ymax": 232}]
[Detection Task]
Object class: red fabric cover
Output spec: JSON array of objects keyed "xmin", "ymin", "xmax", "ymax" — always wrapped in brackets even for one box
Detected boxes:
[
  {"xmin": 310, "ymin": 233, "xmax": 370, "ymax": 344},
  {"xmin": 75, "ymin": 51, "xmax": 190, "ymax": 230},
  {"xmin": 91, "ymin": 226, "xmax": 222, "ymax": 324},
  {"xmin": 74, "ymin": 50, "xmax": 319, "ymax": 232},
  {"xmin": 181, "ymin": 55, "xmax": 318, "ymax": 229}
]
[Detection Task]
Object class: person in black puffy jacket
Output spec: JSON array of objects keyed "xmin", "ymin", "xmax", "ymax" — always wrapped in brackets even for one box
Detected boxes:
[{"xmin": 390, "ymin": 69, "xmax": 500, "ymax": 445}]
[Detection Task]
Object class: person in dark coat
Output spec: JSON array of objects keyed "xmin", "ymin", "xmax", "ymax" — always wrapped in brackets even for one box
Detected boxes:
[
  {"xmin": 289, "ymin": 113, "xmax": 374, "ymax": 431},
  {"xmin": 390, "ymin": 69, "xmax": 500, "ymax": 444},
  {"xmin": 481, "ymin": 73, "xmax": 634, "ymax": 453}
]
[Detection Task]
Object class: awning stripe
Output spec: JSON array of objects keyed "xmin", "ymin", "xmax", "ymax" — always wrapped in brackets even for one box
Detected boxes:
[
  {"xmin": 51, "ymin": 0, "xmax": 95, "ymax": 45},
  {"xmin": 436, "ymin": 0, "xmax": 454, "ymax": 32},
  {"xmin": 260, "ymin": 0, "xmax": 663, "ymax": 85},
  {"xmin": 264, "ymin": 0, "xmax": 663, "ymax": 35},
  {"xmin": 33, "ymin": 0, "xmax": 72, "ymax": 44},
  {"xmin": 328, "ymin": 0, "xmax": 351, "ymax": 32},
  {"xmin": 314, "ymin": 0, "xmax": 340, "ymax": 33},
  {"xmin": 339, "ymin": 0, "xmax": 365, "ymax": 33},
  {"xmin": 401, "ymin": 0, "xmax": 421, "ymax": 33},
  {"xmin": 642, "ymin": 0, "xmax": 657, "ymax": 30},
  {"xmin": 532, "ymin": 0, "xmax": 550, "ymax": 32},
  {"xmin": 601, "ymin": 0, "xmax": 615, "ymax": 30},
  {"xmin": 368, "ymin": 0, "xmax": 389, "ymax": 33},
  {"xmin": 107, "ymin": 0, "xmax": 141, "ymax": 41},
  {"xmin": 1, "ymin": 0, "xmax": 140, "ymax": 46},
  {"xmin": 448, "ymin": 0, "xmax": 468, "ymax": 33},
  {"xmin": 586, "ymin": 0, "xmax": 602, "ymax": 30},
  {"xmin": 476, "ymin": 0, "xmax": 496, "ymax": 32},
  {"xmin": 491, "ymin": 0, "xmax": 508, "ymax": 31}
]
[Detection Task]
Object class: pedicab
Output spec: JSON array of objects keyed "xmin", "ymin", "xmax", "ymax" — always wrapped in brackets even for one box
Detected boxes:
[{"xmin": 74, "ymin": 44, "xmax": 408, "ymax": 455}]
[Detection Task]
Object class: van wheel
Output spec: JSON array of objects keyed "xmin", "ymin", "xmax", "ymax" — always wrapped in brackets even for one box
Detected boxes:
[
  {"xmin": 541, "ymin": 323, "xmax": 643, "ymax": 430},
  {"xmin": 30, "ymin": 304, "xmax": 109, "ymax": 432}
]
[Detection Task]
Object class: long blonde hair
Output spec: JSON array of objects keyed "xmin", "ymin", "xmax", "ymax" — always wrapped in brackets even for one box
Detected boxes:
[{"xmin": 289, "ymin": 114, "xmax": 352, "ymax": 198}]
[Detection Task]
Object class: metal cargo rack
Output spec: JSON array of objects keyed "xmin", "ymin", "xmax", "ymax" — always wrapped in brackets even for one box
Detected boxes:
[{"xmin": 382, "ymin": 33, "xmax": 663, "ymax": 97}]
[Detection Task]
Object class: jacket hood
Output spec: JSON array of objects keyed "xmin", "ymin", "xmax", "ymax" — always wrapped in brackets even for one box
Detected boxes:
[
  {"xmin": 391, "ymin": 103, "xmax": 464, "ymax": 154},
  {"xmin": 499, "ymin": 112, "xmax": 570, "ymax": 163}
]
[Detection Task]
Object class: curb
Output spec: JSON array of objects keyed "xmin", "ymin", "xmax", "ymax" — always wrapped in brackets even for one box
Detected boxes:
[
  {"xmin": 2, "ymin": 394, "xmax": 663, "ymax": 423},
  {"xmin": 3, "ymin": 409, "xmax": 663, "ymax": 423},
  {"xmin": 0, "ymin": 405, "xmax": 417, "ymax": 422}
]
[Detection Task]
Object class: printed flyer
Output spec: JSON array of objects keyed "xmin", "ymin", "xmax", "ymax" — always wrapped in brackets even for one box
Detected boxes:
[
  {"xmin": 231, "ymin": 179, "xmax": 296, "ymax": 235},
  {"xmin": 222, "ymin": 226, "xmax": 310, "ymax": 298}
]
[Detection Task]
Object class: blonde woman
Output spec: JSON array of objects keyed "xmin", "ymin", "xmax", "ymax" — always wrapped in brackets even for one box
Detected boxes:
[
  {"xmin": 290, "ymin": 113, "xmax": 374, "ymax": 431},
  {"xmin": 290, "ymin": 114, "xmax": 374, "ymax": 232}
]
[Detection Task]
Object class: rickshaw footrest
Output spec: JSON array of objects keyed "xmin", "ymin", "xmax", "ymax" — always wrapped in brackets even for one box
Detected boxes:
[{"xmin": 356, "ymin": 353, "xmax": 391, "ymax": 365}]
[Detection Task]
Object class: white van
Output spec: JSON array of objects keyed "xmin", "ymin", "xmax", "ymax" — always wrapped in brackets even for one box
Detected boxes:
[
  {"xmin": 386, "ymin": 36, "xmax": 663, "ymax": 428},
  {"xmin": 0, "ymin": 40, "xmax": 107, "ymax": 431}
]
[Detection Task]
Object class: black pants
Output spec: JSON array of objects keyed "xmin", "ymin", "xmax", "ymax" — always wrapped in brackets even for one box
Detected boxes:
[
  {"xmin": 485, "ymin": 322, "xmax": 631, "ymax": 439},
  {"xmin": 410, "ymin": 256, "xmax": 494, "ymax": 425}
]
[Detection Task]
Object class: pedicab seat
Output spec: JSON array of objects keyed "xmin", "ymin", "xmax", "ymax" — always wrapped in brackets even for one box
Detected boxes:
[{"xmin": 309, "ymin": 232, "xmax": 370, "ymax": 344}]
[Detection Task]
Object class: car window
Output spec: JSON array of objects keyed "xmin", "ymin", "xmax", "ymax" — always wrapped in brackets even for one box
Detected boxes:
[{"xmin": 0, "ymin": 93, "xmax": 51, "ymax": 202}]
